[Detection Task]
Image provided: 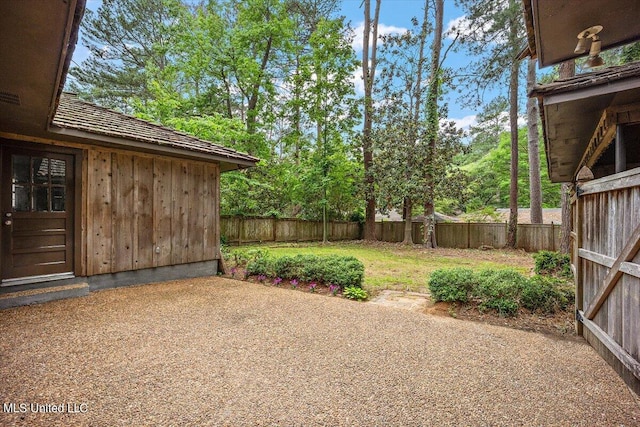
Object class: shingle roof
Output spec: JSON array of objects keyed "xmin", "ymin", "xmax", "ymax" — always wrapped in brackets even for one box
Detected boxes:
[
  {"xmin": 530, "ymin": 61, "xmax": 640, "ymax": 97},
  {"xmin": 51, "ymin": 93, "xmax": 259, "ymax": 166}
]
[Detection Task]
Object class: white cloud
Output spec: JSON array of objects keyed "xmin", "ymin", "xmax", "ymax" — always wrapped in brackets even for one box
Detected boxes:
[
  {"xmin": 448, "ymin": 114, "xmax": 477, "ymax": 131},
  {"xmin": 351, "ymin": 68, "xmax": 365, "ymax": 96},
  {"xmin": 445, "ymin": 14, "xmax": 507, "ymax": 45},
  {"xmin": 445, "ymin": 16, "xmax": 471, "ymax": 41},
  {"xmin": 351, "ymin": 21, "xmax": 408, "ymax": 53}
]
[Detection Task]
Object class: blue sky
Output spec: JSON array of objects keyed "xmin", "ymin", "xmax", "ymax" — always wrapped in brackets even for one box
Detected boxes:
[
  {"xmin": 76, "ymin": 0, "xmax": 494, "ymax": 131},
  {"xmin": 338, "ymin": 0, "xmax": 484, "ymax": 130}
]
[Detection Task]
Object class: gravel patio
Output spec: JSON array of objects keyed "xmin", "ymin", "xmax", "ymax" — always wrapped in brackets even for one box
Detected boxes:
[{"xmin": 1, "ymin": 277, "xmax": 638, "ymax": 426}]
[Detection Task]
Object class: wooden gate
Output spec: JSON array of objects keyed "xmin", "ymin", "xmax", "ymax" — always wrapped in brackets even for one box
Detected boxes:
[{"xmin": 573, "ymin": 168, "xmax": 640, "ymax": 393}]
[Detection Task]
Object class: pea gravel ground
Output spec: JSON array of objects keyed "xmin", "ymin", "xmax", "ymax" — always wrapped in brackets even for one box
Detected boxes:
[{"xmin": 1, "ymin": 277, "xmax": 639, "ymax": 426}]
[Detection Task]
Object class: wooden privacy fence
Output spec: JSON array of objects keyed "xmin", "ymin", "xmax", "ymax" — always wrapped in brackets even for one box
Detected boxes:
[
  {"xmin": 222, "ymin": 216, "xmax": 561, "ymax": 252},
  {"xmin": 221, "ymin": 216, "xmax": 361, "ymax": 244},
  {"xmin": 375, "ymin": 221, "xmax": 561, "ymax": 252}
]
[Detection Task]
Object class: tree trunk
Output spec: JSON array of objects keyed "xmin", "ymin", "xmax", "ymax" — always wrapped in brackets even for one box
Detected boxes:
[
  {"xmin": 246, "ymin": 35, "xmax": 273, "ymax": 137},
  {"xmin": 362, "ymin": 0, "xmax": 381, "ymax": 241},
  {"xmin": 506, "ymin": 2, "xmax": 519, "ymax": 248},
  {"xmin": 402, "ymin": 197, "xmax": 413, "ymax": 245},
  {"xmin": 558, "ymin": 59, "xmax": 575, "ymax": 254},
  {"xmin": 423, "ymin": 0, "xmax": 443, "ymax": 249},
  {"xmin": 560, "ymin": 183, "xmax": 572, "ymax": 253},
  {"xmin": 527, "ymin": 58, "xmax": 543, "ymax": 224}
]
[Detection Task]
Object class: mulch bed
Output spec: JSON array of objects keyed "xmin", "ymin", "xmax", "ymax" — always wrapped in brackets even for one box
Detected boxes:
[{"xmin": 426, "ymin": 300, "xmax": 578, "ymax": 340}]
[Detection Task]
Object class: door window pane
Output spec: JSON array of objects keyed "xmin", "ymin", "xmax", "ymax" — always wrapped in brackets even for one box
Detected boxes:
[
  {"xmin": 52, "ymin": 187, "xmax": 65, "ymax": 211},
  {"xmin": 13, "ymin": 185, "xmax": 30, "ymax": 211},
  {"xmin": 50, "ymin": 159, "xmax": 66, "ymax": 184},
  {"xmin": 33, "ymin": 186, "xmax": 49, "ymax": 212},
  {"xmin": 12, "ymin": 155, "xmax": 30, "ymax": 183},
  {"xmin": 33, "ymin": 158, "xmax": 48, "ymax": 184}
]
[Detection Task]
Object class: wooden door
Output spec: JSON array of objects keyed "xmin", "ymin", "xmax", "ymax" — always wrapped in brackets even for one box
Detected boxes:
[{"xmin": 1, "ymin": 147, "xmax": 74, "ymax": 283}]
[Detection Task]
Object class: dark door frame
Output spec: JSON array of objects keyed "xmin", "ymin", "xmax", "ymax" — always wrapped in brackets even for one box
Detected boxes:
[{"xmin": 0, "ymin": 139, "xmax": 83, "ymax": 282}]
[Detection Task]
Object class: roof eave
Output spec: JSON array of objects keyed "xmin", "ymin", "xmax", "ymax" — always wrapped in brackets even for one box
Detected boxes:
[{"xmin": 48, "ymin": 126, "xmax": 259, "ymax": 171}]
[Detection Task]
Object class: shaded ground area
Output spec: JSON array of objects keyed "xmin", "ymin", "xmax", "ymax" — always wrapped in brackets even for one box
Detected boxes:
[{"xmin": 1, "ymin": 277, "xmax": 639, "ymax": 426}]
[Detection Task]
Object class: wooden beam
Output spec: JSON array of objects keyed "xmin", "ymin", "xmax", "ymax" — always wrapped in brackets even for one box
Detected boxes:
[
  {"xmin": 615, "ymin": 125, "xmax": 627, "ymax": 174},
  {"xmin": 580, "ymin": 310, "xmax": 640, "ymax": 381},
  {"xmin": 575, "ymin": 109, "xmax": 616, "ymax": 178},
  {"xmin": 584, "ymin": 222, "xmax": 640, "ymax": 320},
  {"xmin": 579, "ymin": 167, "xmax": 640, "ymax": 196},
  {"xmin": 578, "ymin": 248, "xmax": 615, "ymax": 268},
  {"xmin": 613, "ymin": 101, "xmax": 640, "ymax": 125},
  {"xmin": 620, "ymin": 261, "xmax": 640, "ymax": 279}
]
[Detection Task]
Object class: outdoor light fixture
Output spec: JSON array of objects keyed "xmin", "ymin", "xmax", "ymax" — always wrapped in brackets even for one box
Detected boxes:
[
  {"xmin": 574, "ymin": 25, "xmax": 605, "ymax": 68},
  {"xmin": 586, "ymin": 36, "xmax": 604, "ymax": 67}
]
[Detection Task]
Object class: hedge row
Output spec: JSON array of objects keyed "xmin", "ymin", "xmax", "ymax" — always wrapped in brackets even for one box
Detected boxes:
[
  {"xmin": 428, "ymin": 267, "xmax": 574, "ymax": 317},
  {"xmin": 244, "ymin": 253, "xmax": 365, "ymax": 289}
]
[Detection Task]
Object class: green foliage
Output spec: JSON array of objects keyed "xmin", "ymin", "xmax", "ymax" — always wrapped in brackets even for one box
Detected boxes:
[
  {"xmin": 474, "ymin": 269, "xmax": 528, "ymax": 317},
  {"xmin": 245, "ymin": 256, "xmax": 275, "ymax": 277},
  {"xmin": 428, "ymin": 268, "xmax": 476, "ymax": 303},
  {"xmin": 343, "ymin": 286, "xmax": 368, "ymax": 301},
  {"xmin": 521, "ymin": 276, "xmax": 571, "ymax": 314},
  {"xmin": 245, "ymin": 253, "xmax": 364, "ymax": 289},
  {"xmin": 534, "ymin": 251, "xmax": 572, "ymax": 279},
  {"xmin": 320, "ymin": 255, "xmax": 365, "ymax": 289},
  {"xmin": 461, "ymin": 128, "xmax": 561, "ymax": 211},
  {"xmin": 429, "ymin": 266, "xmax": 574, "ymax": 317}
]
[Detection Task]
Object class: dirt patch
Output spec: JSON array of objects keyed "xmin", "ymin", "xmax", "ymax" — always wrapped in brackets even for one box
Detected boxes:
[{"xmin": 426, "ymin": 300, "xmax": 578, "ymax": 340}]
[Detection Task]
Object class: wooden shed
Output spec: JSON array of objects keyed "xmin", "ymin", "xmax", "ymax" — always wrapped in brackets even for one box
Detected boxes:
[
  {"xmin": 0, "ymin": 1, "xmax": 257, "ymax": 305},
  {"xmin": 522, "ymin": 0, "xmax": 640, "ymax": 394}
]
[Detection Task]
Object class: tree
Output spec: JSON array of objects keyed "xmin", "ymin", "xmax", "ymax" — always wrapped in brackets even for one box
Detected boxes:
[
  {"xmin": 455, "ymin": 0, "xmax": 525, "ymax": 248},
  {"xmin": 422, "ymin": 0, "xmax": 444, "ymax": 248},
  {"xmin": 298, "ymin": 17, "xmax": 359, "ymax": 241},
  {"xmin": 362, "ymin": 0, "xmax": 382, "ymax": 241},
  {"xmin": 558, "ymin": 59, "xmax": 575, "ymax": 254},
  {"xmin": 68, "ymin": 0, "xmax": 183, "ymax": 111},
  {"xmin": 526, "ymin": 57, "xmax": 543, "ymax": 224}
]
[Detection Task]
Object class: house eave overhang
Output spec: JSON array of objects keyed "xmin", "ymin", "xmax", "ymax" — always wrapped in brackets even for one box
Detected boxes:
[
  {"xmin": 522, "ymin": 0, "xmax": 640, "ymax": 67},
  {"xmin": 532, "ymin": 64, "xmax": 640, "ymax": 182},
  {"xmin": 0, "ymin": 0, "xmax": 86, "ymax": 135}
]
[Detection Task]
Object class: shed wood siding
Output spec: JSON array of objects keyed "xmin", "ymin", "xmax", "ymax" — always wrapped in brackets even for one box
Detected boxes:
[{"xmin": 87, "ymin": 148, "xmax": 219, "ymax": 276}]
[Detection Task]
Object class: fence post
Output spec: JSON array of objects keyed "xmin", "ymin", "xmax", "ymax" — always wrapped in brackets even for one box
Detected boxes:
[
  {"xmin": 272, "ymin": 217, "xmax": 277, "ymax": 242},
  {"xmin": 238, "ymin": 216, "xmax": 244, "ymax": 245},
  {"xmin": 467, "ymin": 221, "xmax": 471, "ymax": 249}
]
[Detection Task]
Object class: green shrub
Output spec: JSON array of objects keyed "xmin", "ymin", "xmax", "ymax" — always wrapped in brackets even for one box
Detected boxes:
[
  {"xmin": 428, "ymin": 268, "xmax": 476, "ymax": 303},
  {"xmin": 343, "ymin": 286, "xmax": 368, "ymax": 301},
  {"xmin": 246, "ymin": 253, "xmax": 364, "ymax": 289},
  {"xmin": 479, "ymin": 298, "xmax": 519, "ymax": 317},
  {"xmin": 273, "ymin": 256, "xmax": 298, "ymax": 279},
  {"xmin": 474, "ymin": 269, "xmax": 528, "ymax": 317},
  {"xmin": 230, "ymin": 248, "xmax": 271, "ymax": 267},
  {"xmin": 534, "ymin": 251, "xmax": 572, "ymax": 279},
  {"xmin": 321, "ymin": 255, "xmax": 364, "ymax": 289},
  {"xmin": 245, "ymin": 255, "xmax": 274, "ymax": 277},
  {"xmin": 299, "ymin": 255, "xmax": 325, "ymax": 282},
  {"xmin": 521, "ymin": 276, "xmax": 564, "ymax": 313}
]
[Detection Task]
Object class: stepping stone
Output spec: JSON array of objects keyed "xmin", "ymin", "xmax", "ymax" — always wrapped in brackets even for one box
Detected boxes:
[{"xmin": 369, "ymin": 290, "xmax": 430, "ymax": 311}]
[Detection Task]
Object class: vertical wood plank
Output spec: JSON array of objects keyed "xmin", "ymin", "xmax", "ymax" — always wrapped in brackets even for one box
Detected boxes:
[
  {"xmin": 153, "ymin": 158, "xmax": 172, "ymax": 267},
  {"xmin": 171, "ymin": 160, "xmax": 189, "ymax": 265},
  {"xmin": 88, "ymin": 149, "xmax": 112, "ymax": 275},
  {"xmin": 187, "ymin": 162, "xmax": 204, "ymax": 263},
  {"xmin": 202, "ymin": 164, "xmax": 217, "ymax": 260},
  {"xmin": 112, "ymin": 153, "xmax": 134, "ymax": 272},
  {"xmin": 135, "ymin": 156, "xmax": 154, "ymax": 269}
]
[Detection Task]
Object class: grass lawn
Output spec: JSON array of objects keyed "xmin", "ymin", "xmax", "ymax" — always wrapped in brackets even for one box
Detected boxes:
[{"xmin": 229, "ymin": 241, "xmax": 535, "ymax": 294}]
